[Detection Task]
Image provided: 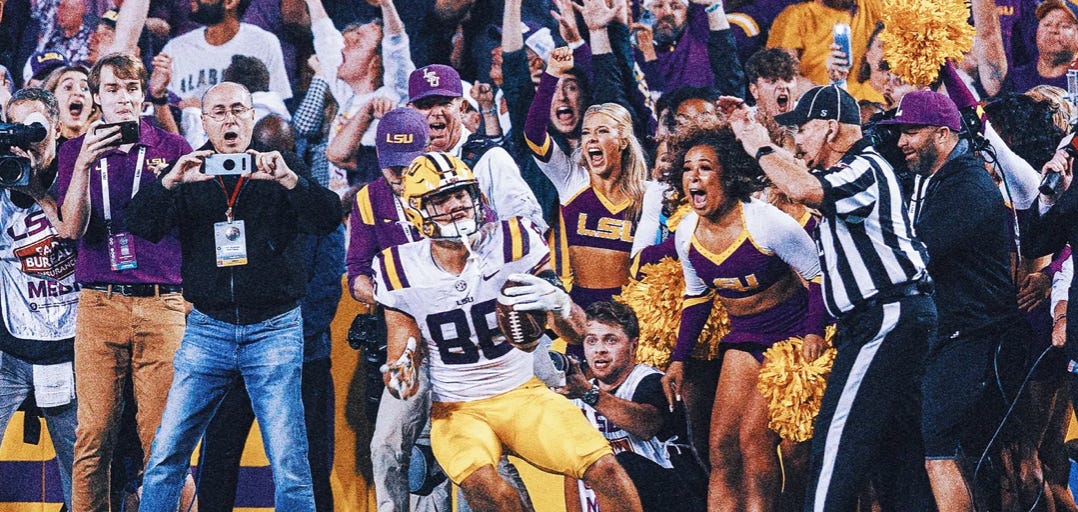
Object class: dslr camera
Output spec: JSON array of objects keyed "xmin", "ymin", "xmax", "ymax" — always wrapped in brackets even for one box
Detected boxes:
[{"xmin": 0, "ymin": 122, "xmax": 47, "ymax": 188}]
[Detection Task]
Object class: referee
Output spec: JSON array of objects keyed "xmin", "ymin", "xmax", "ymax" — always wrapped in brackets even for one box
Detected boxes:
[{"xmin": 730, "ymin": 85, "xmax": 937, "ymax": 512}]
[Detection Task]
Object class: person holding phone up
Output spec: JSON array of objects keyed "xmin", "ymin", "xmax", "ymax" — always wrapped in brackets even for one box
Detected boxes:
[
  {"xmin": 52, "ymin": 53, "xmax": 193, "ymax": 512},
  {"xmin": 125, "ymin": 81, "xmax": 342, "ymax": 512}
]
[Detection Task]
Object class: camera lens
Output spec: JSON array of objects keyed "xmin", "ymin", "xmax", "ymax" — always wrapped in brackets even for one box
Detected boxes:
[
  {"xmin": 0, "ymin": 157, "xmax": 26, "ymax": 185},
  {"xmin": 548, "ymin": 351, "xmax": 569, "ymax": 372},
  {"xmin": 223, "ymin": 159, "xmax": 236, "ymax": 171}
]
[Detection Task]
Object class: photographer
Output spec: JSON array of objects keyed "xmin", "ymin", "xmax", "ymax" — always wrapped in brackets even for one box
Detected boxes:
[
  {"xmin": 126, "ymin": 81, "xmax": 341, "ymax": 511},
  {"xmin": 0, "ymin": 88, "xmax": 79, "ymax": 510},
  {"xmin": 52, "ymin": 52, "xmax": 192, "ymax": 512},
  {"xmin": 556, "ymin": 301, "xmax": 704, "ymax": 512}
]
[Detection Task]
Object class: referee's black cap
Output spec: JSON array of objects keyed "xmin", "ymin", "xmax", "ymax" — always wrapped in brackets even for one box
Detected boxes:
[{"xmin": 775, "ymin": 84, "xmax": 861, "ymax": 127}]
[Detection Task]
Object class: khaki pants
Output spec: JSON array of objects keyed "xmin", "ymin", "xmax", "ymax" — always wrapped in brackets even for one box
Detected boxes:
[{"xmin": 70, "ymin": 288, "xmax": 185, "ymax": 512}]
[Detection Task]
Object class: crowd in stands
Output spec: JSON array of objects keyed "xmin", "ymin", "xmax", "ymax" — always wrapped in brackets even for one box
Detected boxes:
[{"xmin": 3, "ymin": 0, "xmax": 1078, "ymax": 510}]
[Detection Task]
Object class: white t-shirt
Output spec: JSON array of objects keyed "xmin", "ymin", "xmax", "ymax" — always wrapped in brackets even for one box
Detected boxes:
[
  {"xmin": 162, "ymin": 23, "xmax": 293, "ymax": 101},
  {"xmin": 0, "ymin": 192, "xmax": 79, "ymax": 341}
]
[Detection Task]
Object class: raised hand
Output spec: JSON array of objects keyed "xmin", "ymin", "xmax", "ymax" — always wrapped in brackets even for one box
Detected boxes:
[
  {"xmin": 470, "ymin": 82, "xmax": 496, "ymax": 111},
  {"xmin": 551, "ymin": 0, "xmax": 584, "ymax": 44},
  {"xmin": 576, "ymin": 0, "xmax": 617, "ymax": 32},
  {"xmin": 149, "ymin": 53, "xmax": 172, "ymax": 100},
  {"xmin": 546, "ymin": 46, "xmax": 575, "ymax": 78}
]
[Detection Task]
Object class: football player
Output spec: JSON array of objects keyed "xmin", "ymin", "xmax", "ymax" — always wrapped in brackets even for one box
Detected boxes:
[{"xmin": 374, "ymin": 152, "xmax": 643, "ymax": 512}]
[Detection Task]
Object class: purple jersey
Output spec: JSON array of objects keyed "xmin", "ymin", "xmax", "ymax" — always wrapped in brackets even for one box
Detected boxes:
[{"xmin": 347, "ymin": 177, "xmax": 421, "ymax": 288}]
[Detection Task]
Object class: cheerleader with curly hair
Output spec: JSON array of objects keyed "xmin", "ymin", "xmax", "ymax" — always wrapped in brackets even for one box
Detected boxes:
[{"xmin": 661, "ymin": 127, "xmax": 827, "ymax": 512}]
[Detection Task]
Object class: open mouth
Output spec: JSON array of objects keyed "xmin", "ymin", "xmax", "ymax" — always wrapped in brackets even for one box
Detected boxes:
[
  {"xmin": 68, "ymin": 101, "xmax": 85, "ymax": 118},
  {"xmin": 688, "ymin": 188, "xmax": 707, "ymax": 209},
  {"xmin": 776, "ymin": 94, "xmax": 789, "ymax": 111},
  {"xmin": 586, "ymin": 148, "xmax": 604, "ymax": 167},
  {"xmin": 555, "ymin": 106, "xmax": 574, "ymax": 123},
  {"xmin": 592, "ymin": 359, "xmax": 610, "ymax": 369},
  {"xmin": 224, "ymin": 131, "xmax": 240, "ymax": 143}
]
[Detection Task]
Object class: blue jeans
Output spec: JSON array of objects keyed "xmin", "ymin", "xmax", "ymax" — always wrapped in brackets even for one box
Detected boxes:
[
  {"xmin": 139, "ymin": 307, "xmax": 315, "ymax": 511},
  {"xmin": 0, "ymin": 351, "xmax": 77, "ymax": 509}
]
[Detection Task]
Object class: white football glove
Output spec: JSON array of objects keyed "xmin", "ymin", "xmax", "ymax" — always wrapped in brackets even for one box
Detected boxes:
[
  {"xmin": 500, "ymin": 273, "xmax": 573, "ymax": 320},
  {"xmin": 380, "ymin": 337, "xmax": 418, "ymax": 399}
]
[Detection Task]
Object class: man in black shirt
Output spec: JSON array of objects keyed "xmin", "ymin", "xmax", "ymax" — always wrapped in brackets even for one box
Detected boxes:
[
  {"xmin": 880, "ymin": 90, "xmax": 1026, "ymax": 511},
  {"xmin": 127, "ymin": 81, "xmax": 341, "ymax": 512}
]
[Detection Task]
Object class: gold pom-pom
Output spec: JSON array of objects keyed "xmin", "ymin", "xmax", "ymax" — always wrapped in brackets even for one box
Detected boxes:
[
  {"xmin": 880, "ymin": 0, "xmax": 975, "ymax": 86},
  {"xmin": 756, "ymin": 329, "xmax": 837, "ymax": 443},
  {"xmin": 666, "ymin": 202, "xmax": 693, "ymax": 233},
  {"xmin": 615, "ymin": 257, "xmax": 729, "ymax": 370}
]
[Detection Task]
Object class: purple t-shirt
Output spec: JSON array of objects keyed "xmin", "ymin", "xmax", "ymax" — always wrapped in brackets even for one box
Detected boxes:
[
  {"xmin": 55, "ymin": 120, "xmax": 191, "ymax": 285},
  {"xmin": 997, "ymin": 0, "xmax": 1038, "ymax": 69},
  {"xmin": 637, "ymin": 4, "xmax": 713, "ymax": 92},
  {"xmin": 1004, "ymin": 61, "xmax": 1068, "ymax": 94}
]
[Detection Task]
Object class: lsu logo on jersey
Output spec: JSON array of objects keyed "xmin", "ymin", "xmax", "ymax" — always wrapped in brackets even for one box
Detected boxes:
[
  {"xmin": 712, "ymin": 274, "xmax": 760, "ymax": 293},
  {"xmin": 576, "ymin": 214, "xmax": 633, "ymax": 242}
]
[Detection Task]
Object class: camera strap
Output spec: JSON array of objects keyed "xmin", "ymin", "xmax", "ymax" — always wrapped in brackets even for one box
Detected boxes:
[
  {"xmin": 217, "ymin": 176, "xmax": 247, "ymax": 223},
  {"xmin": 392, "ymin": 195, "xmax": 415, "ymax": 243},
  {"xmin": 99, "ymin": 147, "xmax": 146, "ymax": 225}
]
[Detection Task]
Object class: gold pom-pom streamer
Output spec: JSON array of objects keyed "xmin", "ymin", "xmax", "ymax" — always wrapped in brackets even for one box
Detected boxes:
[
  {"xmin": 756, "ymin": 327, "xmax": 837, "ymax": 443},
  {"xmin": 615, "ymin": 256, "xmax": 729, "ymax": 370},
  {"xmin": 665, "ymin": 202, "xmax": 693, "ymax": 233},
  {"xmin": 879, "ymin": 0, "xmax": 975, "ymax": 86}
]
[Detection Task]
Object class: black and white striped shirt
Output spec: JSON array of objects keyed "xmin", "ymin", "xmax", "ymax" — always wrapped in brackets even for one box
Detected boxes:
[{"xmin": 813, "ymin": 139, "xmax": 929, "ymax": 316}]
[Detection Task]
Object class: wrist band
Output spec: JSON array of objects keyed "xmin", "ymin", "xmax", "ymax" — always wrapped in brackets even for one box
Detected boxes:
[
  {"xmin": 482, "ymin": 108, "xmax": 498, "ymax": 116},
  {"xmin": 705, "ymin": 2, "xmax": 723, "ymax": 13},
  {"xmin": 150, "ymin": 94, "xmax": 169, "ymax": 105},
  {"xmin": 1056, "ymin": 314, "xmax": 1068, "ymax": 322}
]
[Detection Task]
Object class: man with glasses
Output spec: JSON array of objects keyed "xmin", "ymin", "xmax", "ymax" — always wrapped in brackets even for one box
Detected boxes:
[
  {"xmin": 407, "ymin": 64, "xmax": 547, "ymax": 232},
  {"xmin": 125, "ymin": 81, "xmax": 342, "ymax": 511},
  {"xmin": 54, "ymin": 53, "xmax": 192, "ymax": 512}
]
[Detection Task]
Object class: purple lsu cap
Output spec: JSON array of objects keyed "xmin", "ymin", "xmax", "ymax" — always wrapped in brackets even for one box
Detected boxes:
[
  {"xmin": 877, "ymin": 90, "xmax": 962, "ymax": 131},
  {"xmin": 30, "ymin": 50, "xmax": 68, "ymax": 80},
  {"xmin": 409, "ymin": 64, "xmax": 463, "ymax": 103},
  {"xmin": 376, "ymin": 108, "xmax": 430, "ymax": 168}
]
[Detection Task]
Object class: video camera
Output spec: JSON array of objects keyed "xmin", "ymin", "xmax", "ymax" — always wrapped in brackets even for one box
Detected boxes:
[{"xmin": 0, "ymin": 122, "xmax": 47, "ymax": 188}]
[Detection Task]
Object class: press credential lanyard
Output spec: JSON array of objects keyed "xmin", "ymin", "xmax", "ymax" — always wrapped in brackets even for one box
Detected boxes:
[
  {"xmin": 99, "ymin": 146, "xmax": 147, "ymax": 227},
  {"xmin": 214, "ymin": 176, "xmax": 249, "ymax": 267}
]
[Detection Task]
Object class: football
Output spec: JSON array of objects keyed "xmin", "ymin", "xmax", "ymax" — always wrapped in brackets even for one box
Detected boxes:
[{"xmin": 496, "ymin": 281, "xmax": 547, "ymax": 352}]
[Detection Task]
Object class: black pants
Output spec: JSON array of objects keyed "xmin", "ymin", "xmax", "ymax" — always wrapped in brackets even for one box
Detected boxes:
[
  {"xmin": 616, "ymin": 451, "xmax": 706, "ymax": 512},
  {"xmin": 196, "ymin": 357, "xmax": 334, "ymax": 512},
  {"xmin": 803, "ymin": 295, "xmax": 938, "ymax": 512}
]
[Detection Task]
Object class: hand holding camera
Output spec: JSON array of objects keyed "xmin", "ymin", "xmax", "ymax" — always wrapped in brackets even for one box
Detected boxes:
[
  {"xmin": 246, "ymin": 150, "xmax": 299, "ymax": 189},
  {"xmin": 162, "ymin": 150, "xmax": 216, "ymax": 190},
  {"xmin": 72, "ymin": 120, "xmax": 126, "ymax": 174}
]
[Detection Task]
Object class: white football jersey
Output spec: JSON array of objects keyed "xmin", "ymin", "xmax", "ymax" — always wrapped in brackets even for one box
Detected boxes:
[{"xmin": 374, "ymin": 217, "xmax": 550, "ymax": 402}]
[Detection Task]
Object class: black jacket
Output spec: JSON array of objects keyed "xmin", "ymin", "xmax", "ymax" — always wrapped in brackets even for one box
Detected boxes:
[
  {"xmin": 913, "ymin": 140, "xmax": 1019, "ymax": 340},
  {"xmin": 127, "ymin": 142, "xmax": 342, "ymax": 324}
]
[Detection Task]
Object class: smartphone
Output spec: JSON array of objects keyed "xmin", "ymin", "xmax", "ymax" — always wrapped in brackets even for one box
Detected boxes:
[
  {"xmin": 833, "ymin": 23, "xmax": 852, "ymax": 68},
  {"xmin": 94, "ymin": 121, "xmax": 140, "ymax": 146},
  {"xmin": 202, "ymin": 153, "xmax": 253, "ymax": 176}
]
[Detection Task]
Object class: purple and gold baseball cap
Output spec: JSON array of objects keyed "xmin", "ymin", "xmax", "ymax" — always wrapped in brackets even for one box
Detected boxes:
[
  {"xmin": 30, "ymin": 50, "xmax": 68, "ymax": 81},
  {"xmin": 409, "ymin": 65, "xmax": 463, "ymax": 103},
  {"xmin": 877, "ymin": 91, "xmax": 961, "ymax": 131},
  {"xmin": 376, "ymin": 108, "xmax": 430, "ymax": 168}
]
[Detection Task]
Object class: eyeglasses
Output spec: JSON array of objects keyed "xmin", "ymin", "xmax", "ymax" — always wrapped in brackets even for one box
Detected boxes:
[{"xmin": 202, "ymin": 105, "xmax": 253, "ymax": 122}]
